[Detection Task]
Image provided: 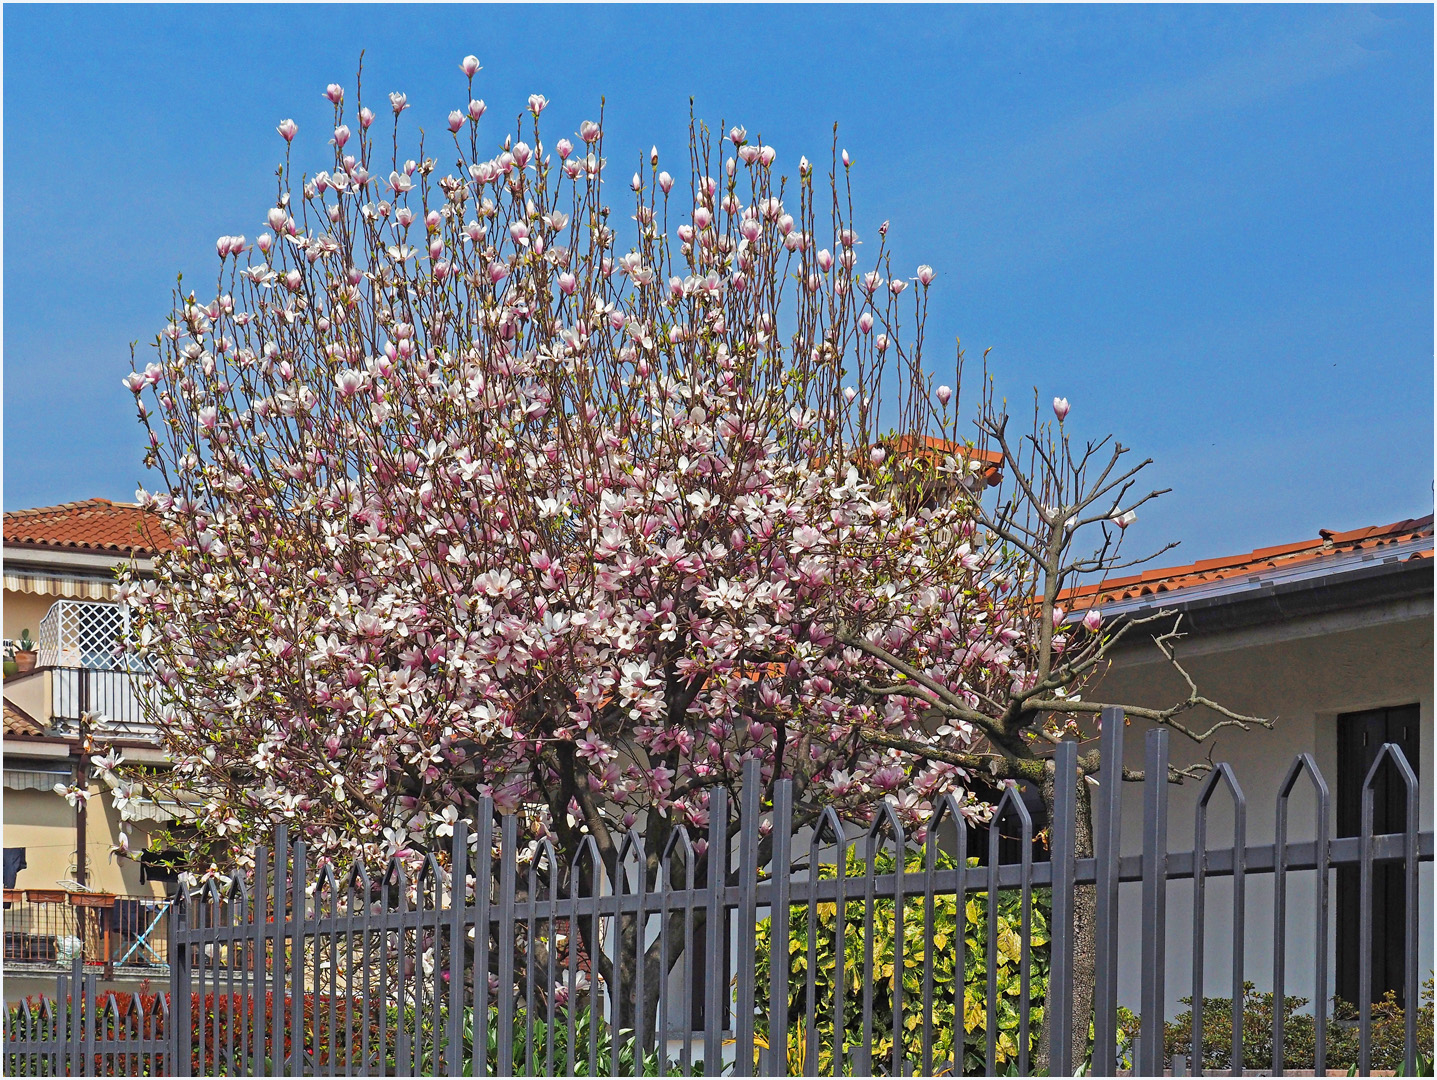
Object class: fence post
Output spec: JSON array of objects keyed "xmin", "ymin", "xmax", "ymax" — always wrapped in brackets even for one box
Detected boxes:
[
  {"xmin": 1092, "ymin": 705, "xmax": 1125, "ymax": 1077},
  {"xmin": 171, "ymin": 892, "xmax": 193, "ymax": 1076},
  {"xmin": 471, "ymin": 797, "xmax": 493, "ymax": 1079},
  {"xmin": 446, "ymin": 817, "xmax": 469, "ymax": 1077},
  {"xmin": 732, "ymin": 758, "xmax": 761, "ymax": 1077},
  {"xmin": 1048, "ymin": 740, "xmax": 1078, "ymax": 1077},
  {"xmin": 495, "ymin": 811, "xmax": 518, "ymax": 1077},
  {"xmin": 702, "ymin": 785, "xmax": 729, "ymax": 1074},
  {"xmin": 767, "ymin": 776, "xmax": 793, "ymax": 1077},
  {"xmin": 82, "ymin": 968, "xmax": 97, "ymax": 1079},
  {"xmin": 1138, "ymin": 728, "xmax": 1169, "ymax": 1077}
]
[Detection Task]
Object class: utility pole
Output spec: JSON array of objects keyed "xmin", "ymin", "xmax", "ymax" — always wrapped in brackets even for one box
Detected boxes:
[{"xmin": 75, "ymin": 678, "xmax": 91, "ymax": 888}]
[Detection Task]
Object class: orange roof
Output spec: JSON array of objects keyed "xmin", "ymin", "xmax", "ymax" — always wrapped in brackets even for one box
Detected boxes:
[
  {"xmin": 1067, "ymin": 515, "xmax": 1433, "ymax": 608},
  {"xmin": 884, "ymin": 434, "xmax": 1004, "ymax": 486},
  {"xmin": 3, "ymin": 700, "xmax": 46, "ymax": 738},
  {"xmin": 3, "ymin": 499, "xmax": 172, "ymax": 556}
]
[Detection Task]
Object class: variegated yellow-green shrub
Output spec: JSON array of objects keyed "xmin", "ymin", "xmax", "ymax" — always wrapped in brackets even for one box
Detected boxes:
[{"xmin": 753, "ymin": 848, "xmax": 1050, "ymax": 1075}]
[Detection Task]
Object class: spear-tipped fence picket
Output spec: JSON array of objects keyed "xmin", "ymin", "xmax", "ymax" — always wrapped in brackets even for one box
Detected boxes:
[{"xmin": 4, "ymin": 709, "xmax": 1433, "ymax": 1076}]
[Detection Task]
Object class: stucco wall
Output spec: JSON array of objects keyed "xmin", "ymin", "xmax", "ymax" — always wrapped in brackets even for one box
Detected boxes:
[
  {"xmin": 1090, "ymin": 607, "xmax": 1434, "ymax": 1017},
  {"xmin": 3, "ymin": 593, "xmax": 54, "ymax": 645},
  {"xmin": 4, "ymin": 785, "xmax": 166, "ymax": 897}
]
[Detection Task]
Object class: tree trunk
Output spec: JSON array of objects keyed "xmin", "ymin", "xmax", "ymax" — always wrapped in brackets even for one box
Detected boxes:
[{"xmin": 1036, "ymin": 764, "xmax": 1098, "ymax": 1074}]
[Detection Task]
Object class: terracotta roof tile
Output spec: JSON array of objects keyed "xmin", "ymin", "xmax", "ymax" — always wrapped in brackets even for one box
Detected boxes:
[
  {"xmin": 1066, "ymin": 514, "xmax": 1434, "ymax": 608},
  {"xmin": 3, "ymin": 499, "xmax": 172, "ymax": 556},
  {"xmin": 3, "ymin": 700, "xmax": 47, "ymax": 738}
]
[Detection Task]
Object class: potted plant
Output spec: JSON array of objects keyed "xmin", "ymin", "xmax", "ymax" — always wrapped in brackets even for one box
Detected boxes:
[{"xmin": 13, "ymin": 630, "xmax": 38, "ymax": 674}]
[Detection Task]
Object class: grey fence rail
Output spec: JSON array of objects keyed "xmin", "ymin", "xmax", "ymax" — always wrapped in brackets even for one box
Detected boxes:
[{"xmin": 4, "ymin": 709, "xmax": 1432, "ymax": 1077}]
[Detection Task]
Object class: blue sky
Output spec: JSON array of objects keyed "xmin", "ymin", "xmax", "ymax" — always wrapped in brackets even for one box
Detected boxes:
[{"xmin": 4, "ymin": 5, "xmax": 1432, "ymax": 563}]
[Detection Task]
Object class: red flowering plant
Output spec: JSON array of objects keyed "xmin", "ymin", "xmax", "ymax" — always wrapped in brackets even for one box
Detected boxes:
[{"xmin": 114, "ymin": 58, "xmax": 1261, "ymax": 1058}]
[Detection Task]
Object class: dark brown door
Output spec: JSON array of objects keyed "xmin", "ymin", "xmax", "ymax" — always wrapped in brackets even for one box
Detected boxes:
[{"xmin": 1335, "ymin": 704, "xmax": 1420, "ymax": 1006}]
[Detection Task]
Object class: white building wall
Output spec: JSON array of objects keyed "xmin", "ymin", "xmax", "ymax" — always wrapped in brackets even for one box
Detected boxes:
[{"xmin": 1089, "ymin": 605, "xmax": 1434, "ymax": 1018}]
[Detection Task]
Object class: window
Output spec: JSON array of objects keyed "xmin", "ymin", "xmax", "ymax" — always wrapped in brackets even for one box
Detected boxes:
[{"xmin": 1336, "ymin": 704, "xmax": 1420, "ymax": 1007}]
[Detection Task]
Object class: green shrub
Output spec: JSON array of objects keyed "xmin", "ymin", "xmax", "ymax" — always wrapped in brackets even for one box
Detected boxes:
[
  {"xmin": 1161, "ymin": 979, "xmax": 1435, "ymax": 1074},
  {"xmin": 753, "ymin": 848, "xmax": 1050, "ymax": 1075}
]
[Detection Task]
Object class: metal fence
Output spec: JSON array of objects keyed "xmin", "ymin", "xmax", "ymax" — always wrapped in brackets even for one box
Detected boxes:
[{"xmin": 4, "ymin": 708, "xmax": 1433, "ymax": 1076}]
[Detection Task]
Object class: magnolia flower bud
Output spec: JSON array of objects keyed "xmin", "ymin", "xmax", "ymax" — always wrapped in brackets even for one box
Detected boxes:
[
  {"xmin": 555, "ymin": 137, "xmax": 572, "ymax": 159},
  {"xmin": 650, "ymin": 145, "xmax": 659, "ymax": 166},
  {"xmin": 448, "ymin": 111, "xmax": 464, "ymax": 133},
  {"xmin": 1052, "ymin": 606, "xmax": 1066, "ymax": 628},
  {"xmin": 359, "ymin": 107, "xmax": 375, "ymax": 129},
  {"xmin": 267, "ymin": 207, "xmax": 287, "ymax": 232},
  {"xmin": 468, "ymin": 99, "xmax": 486, "ymax": 122},
  {"xmin": 936, "ymin": 385, "xmax": 952, "ymax": 406},
  {"xmin": 917, "ymin": 264, "xmax": 936, "ymax": 285},
  {"xmin": 426, "ymin": 210, "xmax": 442, "ymax": 231},
  {"xmin": 558, "ymin": 272, "xmax": 577, "ymax": 295},
  {"xmin": 658, "ymin": 171, "xmax": 674, "ymax": 194},
  {"xmin": 256, "ymin": 233, "xmax": 273, "ymax": 254},
  {"xmin": 324, "ymin": 83, "xmax": 344, "ymax": 105},
  {"xmin": 332, "ymin": 125, "xmax": 351, "ymax": 148},
  {"xmin": 869, "ymin": 447, "xmax": 886, "ymax": 466},
  {"xmin": 843, "ymin": 387, "xmax": 857, "ymax": 403},
  {"xmin": 842, "ymin": 148, "xmax": 851, "ymax": 167},
  {"xmin": 528, "ymin": 94, "xmax": 548, "ymax": 116},
  {"xmin": 858, "ymin": 312, "xmax": 873, "ymax": 334},
  {"xmin": 631, "ymin": 173, "xmax": 643, "ymax": 192},
  {"xmin": 276, "ymin": 118, "xmax": 298, "ymax": 142},
  {"xmin": 461, "ymin": 55, "xmax": 481, "ymax": 77},
  {"xmin": 1083, "ymin": 609, "xmax": 1103, "ymax": 633},
  {"xmin": 1053, "ymin": 397, "xmax": 1070, "ymax": 422}
]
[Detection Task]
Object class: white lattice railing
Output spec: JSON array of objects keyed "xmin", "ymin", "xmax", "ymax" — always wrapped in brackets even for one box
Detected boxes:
[{"xmin": 37, "ymin": 600, "xmax": 143, "ymax": 671}]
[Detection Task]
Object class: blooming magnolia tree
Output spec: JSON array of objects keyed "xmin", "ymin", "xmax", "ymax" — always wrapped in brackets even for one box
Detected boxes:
[{"xmin": 118, "ymin": 60, "xmax": 1263, "ymax": 1055}]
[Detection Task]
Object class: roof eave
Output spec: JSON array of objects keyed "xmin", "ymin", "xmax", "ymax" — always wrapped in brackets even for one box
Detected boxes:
[{"xmin": 1097, "ymin": 554, "xmax": 1433, "ymax": 638}]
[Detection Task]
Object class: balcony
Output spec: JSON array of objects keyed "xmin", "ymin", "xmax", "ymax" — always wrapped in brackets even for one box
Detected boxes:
[
  {"xmin": 2, "ymin": 890, "xmax": 171, "ymax": 975},
  {"xmin": 33, "ymin": 599, "xmax": 159, "ymax": 743}
]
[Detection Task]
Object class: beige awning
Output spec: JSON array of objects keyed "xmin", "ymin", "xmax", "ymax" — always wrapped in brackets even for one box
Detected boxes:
[
  {"xmin": 3, "ymin": 571, "xmax": 115, "ymax": 600},
  {"xmin": 97, "ymin": 771, "xmax": 197, "ymax": 823}
]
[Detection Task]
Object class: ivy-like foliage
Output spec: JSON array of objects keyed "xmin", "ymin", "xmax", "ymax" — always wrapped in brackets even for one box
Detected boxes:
[{"xmin": 752, "ymin": 848, "xmax": 1050, "ymax": 1075}]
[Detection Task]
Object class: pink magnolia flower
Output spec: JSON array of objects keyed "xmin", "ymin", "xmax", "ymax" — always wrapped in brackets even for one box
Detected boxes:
[
  {"xmin": 1053, "ymin": 397, "xmax": 1070, "ymax": 422},
  {"xmin": 324, "ymin": 84, "xmax": 344, "ymax": 105},
  {"xmin": 276, "ymin": 118, "xmax": 298, "ymax": 142},
  {"xmin": 461, "ymin": 55, "xmax": 481, "ymax": 77}
]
